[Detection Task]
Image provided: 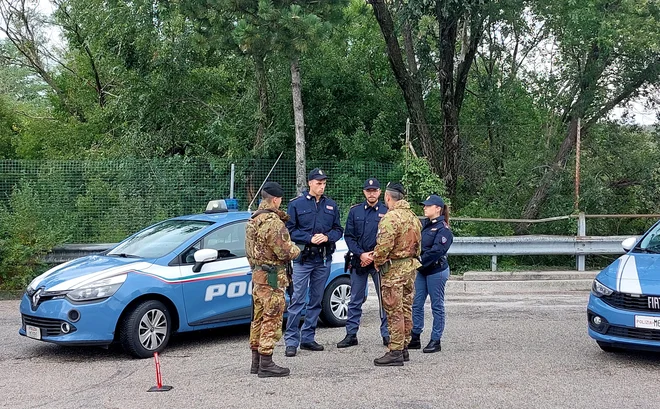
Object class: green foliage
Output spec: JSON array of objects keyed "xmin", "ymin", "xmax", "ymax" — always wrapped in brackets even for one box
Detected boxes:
[
  {"xmin": 0, "ymin": 183, "xmax": 71, "ymax": 289},
  {"xmin": 400, "ymin": 153, "xmax": 448, "ymax": 215}
]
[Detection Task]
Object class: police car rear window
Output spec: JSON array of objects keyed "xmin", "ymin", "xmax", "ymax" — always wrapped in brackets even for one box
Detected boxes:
[{"xmin": 108, "ymin": 220, "xmax": 212, "ymax": 259}]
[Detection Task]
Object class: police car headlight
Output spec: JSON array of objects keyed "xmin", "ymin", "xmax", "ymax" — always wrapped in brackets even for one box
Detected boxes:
[
  {"xmin": 66, "ymin": 274, "xmax": 127, "ymax": 302},
  {"xmin": 591, "ymin": 279, "xmax": 614, "ymax": 297}
]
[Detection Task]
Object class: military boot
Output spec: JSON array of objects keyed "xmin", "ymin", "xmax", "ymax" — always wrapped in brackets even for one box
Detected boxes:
[
  {"xmin": 337, "ymin": 334, "xmax": 358, "ymax": 348},
  {"xmin": 258, "ymin": 354, "xmax": 290, "ymax": 378},
  {"xmin": 402, "ymin": 347, "xmax": 410, "ymax": 362},
  {"xmin": 408, "ymin": 332, "xmax": 421, "ymax": 349},
  {"xmin": 374, "ymin": 350, "xmax": 404, "ymax": 367},
  {"xmin": 250, "ymin": 350, "xmax": 260, "ymax": 374}
]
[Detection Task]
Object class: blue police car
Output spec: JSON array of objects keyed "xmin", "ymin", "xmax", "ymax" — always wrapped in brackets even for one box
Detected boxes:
[
  {"xmin": 588, "ymin": 220, "xmax": 660, "ymax": 352},
  {"xmin": 19, "ymin": 200, "xmax": 351, "ymax": 358}
]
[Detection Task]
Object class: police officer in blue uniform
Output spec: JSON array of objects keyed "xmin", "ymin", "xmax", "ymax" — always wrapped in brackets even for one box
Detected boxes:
[
  {"xmin": 284, "ymin": 168, "xmax": 343, "ymax": 357},
  {"xmin": 409, "ymin": 194, "xmax": 453, "ymax": 353},
  {"xmin": 336, "ymin": 178, "xmax": 390, "ymax": 348}
]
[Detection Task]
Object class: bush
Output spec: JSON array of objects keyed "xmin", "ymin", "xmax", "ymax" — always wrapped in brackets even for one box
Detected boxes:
[{"xmin": 0, "ymin": 183, "xmax": 71, "ymax": 289}]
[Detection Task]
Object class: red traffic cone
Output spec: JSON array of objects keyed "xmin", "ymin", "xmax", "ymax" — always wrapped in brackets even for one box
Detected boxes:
[{"xmin": 147, "ymin": 352, "xmax": 173, "ymax": 392}]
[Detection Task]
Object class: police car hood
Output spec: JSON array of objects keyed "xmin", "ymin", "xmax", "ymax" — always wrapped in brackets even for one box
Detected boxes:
[
  {"xmin": 30, "ymin": 255, "xmax": 154, "ymax": 291},
  {"xmin": 601, "ymin": 253, "xmax": 660, "ymax": 294}
]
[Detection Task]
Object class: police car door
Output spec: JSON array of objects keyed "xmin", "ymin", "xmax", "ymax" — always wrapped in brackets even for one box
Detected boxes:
[{"xmin": 179, "ymin": 221, "xmax": 252, "ymax": 326}]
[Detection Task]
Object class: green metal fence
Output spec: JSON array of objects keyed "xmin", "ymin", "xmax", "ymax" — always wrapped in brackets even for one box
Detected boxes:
[{"xmin": 0, "ymin": 159, "xmax": 401, "ymax": 243}]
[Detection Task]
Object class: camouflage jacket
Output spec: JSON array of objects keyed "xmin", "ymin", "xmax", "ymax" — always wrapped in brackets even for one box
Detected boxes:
[
  {"xmin": 245, "ymin": 201, "xmax": 301, "ymax": 269},
  {"xmin": 373, "ymin": 199, "xmax": 422, "ymax": 268}
]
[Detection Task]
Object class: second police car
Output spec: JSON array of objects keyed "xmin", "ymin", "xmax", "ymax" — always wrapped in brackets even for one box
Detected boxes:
[
  {"xmin": 588, "ymin": 219, "xmax": 660, "ymax": 352},
  {"xmin": 19, "ymin": 200, "xmax": 351, "ymax": 358}
]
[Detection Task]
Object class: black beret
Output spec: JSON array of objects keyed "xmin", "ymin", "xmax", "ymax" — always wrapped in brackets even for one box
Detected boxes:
[
  {"xmin": 308, "ymin": 168, "xmax": 328, "ymax": 181},
  {"xmin": 386, "ymin": 182, "xmax": 406, "ymax": 195},
  {"xmin": 262, "ymin": 181, "xmax": 284, "ymax": 198}
]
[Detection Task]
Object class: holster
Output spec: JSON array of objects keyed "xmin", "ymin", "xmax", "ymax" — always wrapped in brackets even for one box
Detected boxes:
[
  {"xmin": 379, "ymin": 260, "xmax": 392, "ymax": 275},
  {"xmin": 258, "ymin": 265, "xmax": 281, "ymax": 289},
  {"xmin": 285, "ymin": 262, "xmax": 294, "ymax": 297},
  {"xmin": 344, "ymin": 251, "xmax": 353, "ymax": 273}
]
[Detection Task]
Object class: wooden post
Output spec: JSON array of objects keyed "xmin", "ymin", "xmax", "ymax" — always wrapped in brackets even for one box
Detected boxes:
[
  {"xmin": 577, "ymin": 212, "xmax": 586, "ymax": 271},
  {"xmin": 574, "ymin": 118, "xmax": 581, "ymax": 211}
]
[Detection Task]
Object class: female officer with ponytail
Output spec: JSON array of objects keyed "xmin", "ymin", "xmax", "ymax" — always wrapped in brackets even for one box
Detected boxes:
[{"xmin": 408, "ymin": 194, "xmax": 453, "ymax": 353}]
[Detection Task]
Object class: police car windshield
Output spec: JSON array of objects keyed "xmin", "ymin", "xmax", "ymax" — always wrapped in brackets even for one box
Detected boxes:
[
  {"xmin": 108, "ymin": 220, "xmax": 212, "ymax": 259},
  {"xmin": 637, "ymin": 223, "xmax": 660, "ymax": 252}
]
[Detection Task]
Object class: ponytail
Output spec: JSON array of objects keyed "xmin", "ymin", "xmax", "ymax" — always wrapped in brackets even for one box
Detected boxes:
[{"xmin": 443, "ymin": 205, "xmax": 450, "ymax": 226}]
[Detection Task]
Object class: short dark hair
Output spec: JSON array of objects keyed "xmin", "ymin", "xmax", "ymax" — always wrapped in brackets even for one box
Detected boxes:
[
  {"xmin": 261, "ymin": 191, "xmax": 276, "ymax": 200},
  {"xmin": 386, "ymin": 190, "xmax": 403, "ymax": 201}
]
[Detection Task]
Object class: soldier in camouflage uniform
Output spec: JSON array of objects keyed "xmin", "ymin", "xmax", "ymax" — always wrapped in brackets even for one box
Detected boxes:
[
  {"xmin": 372, "ymin": 182, "xmax": 422, "ymax": 366},
  {"xmin": 245, "ymin": 182, "xmax": 301, "ymax": 377}
]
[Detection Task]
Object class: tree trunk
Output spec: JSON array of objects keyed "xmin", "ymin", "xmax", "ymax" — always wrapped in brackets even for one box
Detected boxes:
[
  {"xmin": 436, "ymin": 7, "xmax": 460, "ymax": 197},
  {"xmin": 369, "ymin": 0, "xmax": 441, "ymax": 175},
  {"xmin": 290, "ymin": 57, "xmax": 307, "ymax": 193},
  {"xmin": 254, "ymin": 54, "xmax": 270, "ymax": 151},
  {"xmin": 436, "ymin": 7, "xmax": 485, "ymax": 198},
  {"xmin": 517, "ymin": 119, "xmax": 579, "ymax": 231}
]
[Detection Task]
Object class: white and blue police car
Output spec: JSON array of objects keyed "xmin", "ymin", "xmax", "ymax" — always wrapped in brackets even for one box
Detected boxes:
[
  {"xmin": 588, "ymin": 220, "xmax": 660, "ymax": 352},
  {"xmin": 19, "ymin": 200, "xmax": 351, "ymax": 358}
]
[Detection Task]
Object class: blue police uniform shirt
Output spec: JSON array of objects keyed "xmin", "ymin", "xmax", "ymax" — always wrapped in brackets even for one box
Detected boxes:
[
  {"xmin": 419, "ymin": 218, "xmax": 453, "ymax": 275},
  {"xmin": 344, "ymin": 201, "xmax": 387, "ymax": 256},
  {"xmin": 286, "ymin": 191, "xmax": 344, "ymax": 245}
]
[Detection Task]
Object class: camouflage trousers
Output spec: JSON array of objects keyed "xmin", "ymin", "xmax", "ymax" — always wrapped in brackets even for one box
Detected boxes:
[
  {"xmin": 249, "ymin": 269, "xmax": 287, "ymax": 355},
  {"xmin": 381, "ymin": 259, "xmax": 419, "ymax": 351}
]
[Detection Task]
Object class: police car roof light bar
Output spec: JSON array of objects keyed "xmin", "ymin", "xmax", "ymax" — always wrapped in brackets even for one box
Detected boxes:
[
  {"xmin": 204, "ymin": 199, "xmax": 228, "ymax": 214},
  {"xmin": 247, "ymin": 151, "xmax": 284, "ymax": 212}
]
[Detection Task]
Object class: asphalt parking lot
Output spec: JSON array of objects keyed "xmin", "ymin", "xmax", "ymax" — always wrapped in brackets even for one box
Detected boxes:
[{"xmin": 2, "ymin": 291, "xmax": 660, "ymax": 409}]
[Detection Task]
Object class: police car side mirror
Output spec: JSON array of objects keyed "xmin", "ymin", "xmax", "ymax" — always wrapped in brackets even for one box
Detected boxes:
[
  {"xmin": 192, "ymin": 249, "xmax": 219, "ymax": 273},
  {"xmin": 621, "ymin": 237, "xmax": 637, "ymax": 252}
]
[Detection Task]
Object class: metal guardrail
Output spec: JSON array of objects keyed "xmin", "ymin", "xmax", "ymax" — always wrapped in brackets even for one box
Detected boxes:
[{"xmin": 44, "ymin": 235, "xmax": 634, "ymax": 271}]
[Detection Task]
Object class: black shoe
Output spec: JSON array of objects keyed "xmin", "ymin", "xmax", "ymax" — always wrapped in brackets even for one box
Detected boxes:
[
  {"xmin": 285, "ymin": 346, "xmax": 297, "ymax": 357},
  {"xmin": 423, "ymin": 339, "xmax": 442, "ymax": 353},
  {"xmin": 300, "ymin": 341, "xmax": 324, "ymax": 351},
  {"xmin": 337, "ymin": 334, "xmax": 358, "ymax": 348},
  {"xmin": 403, "ymin": 348, "xmax": 409, "ymax": 362},
  {"xmin": 408, "ymin": 333, "xmax": 421, "ymax": 349},
  {"xmin": 382, "ymin": 336, "xmax": 390, "ymax": 347},
  {"xmin": 374, "ymin": 350, "xmax": 404, "ymax": 366}
]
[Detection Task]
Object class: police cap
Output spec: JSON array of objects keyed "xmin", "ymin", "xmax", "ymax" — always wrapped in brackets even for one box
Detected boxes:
[
  {"xmin": 363, "ymin": 178, "xmax": 380, "ymax": 190},
  {"xmin": 308, "ymin": 168, "xmax": 328, "ymax": 181},
  {"xmin": 385, "ymin": 182, "xmax": 405, "ymax": 195},
  {"xmin": 421, "ymin": 194, "xmax": 445, "ymax": 207},
  {"xmin": 262, "ymin": 181, "xmax": 284, "ymax": 198}
]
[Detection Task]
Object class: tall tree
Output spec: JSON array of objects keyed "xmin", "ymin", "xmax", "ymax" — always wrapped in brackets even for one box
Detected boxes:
[
  {"xmin": 368, "ymin": 0, "xmax": 491, "ymax": 197},
  {"xmin": 518, "ymin": 0, "xmax": 660, "ymax": 229}
]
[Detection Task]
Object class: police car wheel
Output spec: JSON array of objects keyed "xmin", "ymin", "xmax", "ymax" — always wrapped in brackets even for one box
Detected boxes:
[
  {"xmin": 321, "ymin": 276, "xmax": 351, "ymax": 327},
  {"xmin": 120, "ymin": 300, "xmax": 172, "ymax": 359},
  {"xmin": 596, "ymin": 341, "xmax": 624, "ymax": 353}
]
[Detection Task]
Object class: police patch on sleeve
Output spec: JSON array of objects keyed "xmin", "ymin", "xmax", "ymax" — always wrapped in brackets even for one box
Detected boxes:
[{"xmin": 441, "ymin": 236, "xmax": 448, "ymax": 244}]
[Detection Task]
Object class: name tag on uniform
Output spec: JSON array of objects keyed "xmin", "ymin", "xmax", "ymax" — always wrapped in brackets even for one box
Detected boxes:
[
  {"xmin": 378, "ymin": 213, "xmax": 385, "ymax": 217},
  {"xmin": 431, "ymin": 228, "xmax": 438, "ymax": 231},
  {"xmin": 326, "ymin": 205, "xmax": 334, "ymax": 210}
]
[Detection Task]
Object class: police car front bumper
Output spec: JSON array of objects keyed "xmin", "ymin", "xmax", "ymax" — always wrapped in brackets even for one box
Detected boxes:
[
  {"xmin": 18, "ymin": 293, "xmax": 122, "ymax": 346},
  {"xmin": 587, "ymin": 294, "xmax": 660, "ymax": 351}
]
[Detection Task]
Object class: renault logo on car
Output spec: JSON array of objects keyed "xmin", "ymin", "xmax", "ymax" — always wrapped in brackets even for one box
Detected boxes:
[{"xmin": 32, "ymin": 288, "xmax": 43, "ymax": 308}]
